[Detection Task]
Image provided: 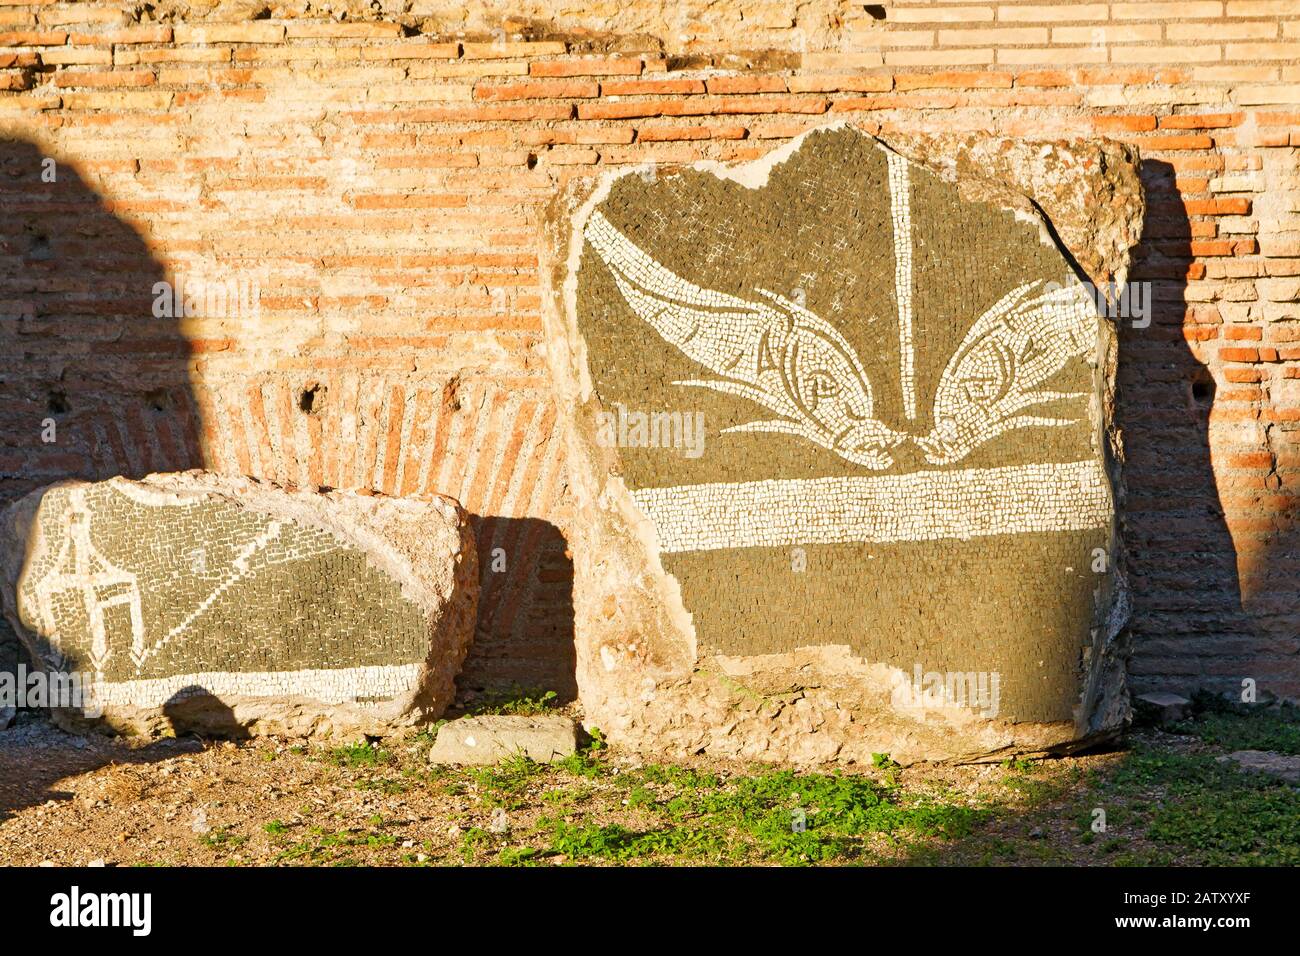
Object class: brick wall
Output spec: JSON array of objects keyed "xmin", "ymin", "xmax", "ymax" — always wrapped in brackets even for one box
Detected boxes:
[{"xmin": 0, "ymin": 1, "xmax": 1296, "ymax": 704}]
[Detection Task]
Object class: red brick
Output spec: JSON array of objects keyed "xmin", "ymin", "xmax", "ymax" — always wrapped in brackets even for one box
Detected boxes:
[
  {"xmin": 787, "ymin": 73, "xmax": 892, "ymax": 93},
  {"xmin": 1225, "ymin": 367, "xmax": 1266, "ymax": 382},
  {"xmin": 577, "ymin": 100, "xmax": 665, "ymax": 120},
  {"xmin": 530, "ymin": 58, "xmax": 643, "ymax": 77},
  {"xmin": 601, "ymin": 77, "xmax": 706, "ymax": 96},
  {"xmin": 1228, "ymin": 451, "xmax": 1276, "ymax": 468},
  {"xmin": 54, "ymin": 70, "xmax": 154, "ymax": 88},
  {"xmin": 704, "ymin": 75, "xmax": 787, "ymax": 94},
  {"xmin": 1192, "ymin": 240, "xmax": 1237, "ymax": 256},
  {"xmin": 691, "ymin": 94, "xmax": 829, "ymax": 115},
  {"xmin": 894, "ymin": 70, "xmax": 1013, "ymax": 90},
  {"xmin": 1013, "ymin": 69, "xmax": 1074, "ymax": 87},
  {"xmin": 1091, "ymin": 115, "xmax": 1157, "ymax": 133},
  {"xmin": 1142, "ymin": 134, "xmax": 1215, "ymax": 151},
  {"xmin": 350, "ymin": 193, "xmax": 469, "ymax": 209},
  {"xmin": 1185, "ymin": 198, "xmax": 1253, "ymax": 215},
  {"xmin": 474, "ymin": 79, "xmax": 599, "ymax": 101},
  {"xmin": 1225, "ymin": 326, "xmax": 1264, "ymax": 341},
  {"xmin": 636, "ymin": 123, "xmax": 747, "ymax": 142},
  {"xmin": 1160, "ymin": 112, "xmax": 1245, "ymax": 129},
  {"xmin": 0, "ymin": 31, "xmax": 65, "ymax": 45}
]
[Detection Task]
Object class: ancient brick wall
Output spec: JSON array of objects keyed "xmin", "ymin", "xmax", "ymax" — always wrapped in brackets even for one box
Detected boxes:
[{"xmin": 0, "ymin": 1, "xmax": 1296, "ymax": 704}]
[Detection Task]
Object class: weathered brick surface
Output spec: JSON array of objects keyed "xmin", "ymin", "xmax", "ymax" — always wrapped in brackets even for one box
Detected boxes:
[{"xmin": 0, "ymin": 0, "xmax": 1297, "ymax": 706}]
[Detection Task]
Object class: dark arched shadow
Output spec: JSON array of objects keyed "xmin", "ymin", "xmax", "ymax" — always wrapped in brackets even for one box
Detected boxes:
[
  {"xmin": 1117, "ymin": 159, "xmax": 1265, "ymax": 701},
  {"xmin": 458, "ymin": 515, "xmax": 577, "ymax": 705},
  {"xmin": 0, "ymin": 138, "xmax": 204, "ymax": 499},
  {"xmin": 0, "ymin": 137, "xmax": 204, "ymax": 741},
  {"xmin": 161, "ymin": 685, "xmax": 250, "ymax": 740}
]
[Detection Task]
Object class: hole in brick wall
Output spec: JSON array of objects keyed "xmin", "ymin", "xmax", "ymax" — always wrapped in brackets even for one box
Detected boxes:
[
  {"xmin": 26, "ymin": 229, "xmax": 51, "ymax": 261},
  {"xmin": 46, "ymin": 389, "xmax": 69, "ymax": 414},
  {"xmin": 526, "ymin": 153, "xmax": 538, "ymax": 170},
  {"xmin": 864, "ymin": 4, "xmax": 886, "ymax": 19},
  {"xmin": 299, "ymin": 383, "xmax": 325, "ymax": 415},
  {"xmin": 143, "ymin": 388, "xmax": 173, "ymax": 413},
  {"xmin": 1188, "ymin": 369, "xmax": 1215, "ymax": 409}
]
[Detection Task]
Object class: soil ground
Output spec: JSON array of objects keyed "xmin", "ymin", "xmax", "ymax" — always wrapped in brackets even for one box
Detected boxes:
[{"xmin": 1, "ymin": 696, "xmax": 1296, "ymax": 866}]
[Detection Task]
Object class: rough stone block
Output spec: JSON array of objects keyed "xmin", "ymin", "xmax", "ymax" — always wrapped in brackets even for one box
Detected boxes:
[
  {"xmin": 541, "ymin": 122, "xmax": 1143, "ymax": 763},
  {"xmin": 427, "ymin": 715, "xmax": 580, "ymax": 765},
  {"xmin": 0, "ymin": 471, "xmax": 478, "ymax": 738},
  {"xmin": 1134, "ymin": 691, "xmax": 1193, "ymax": 726},
  {"xmin": 1218, "ymin": 750, "xmax": 1300, "ymax": 784}
]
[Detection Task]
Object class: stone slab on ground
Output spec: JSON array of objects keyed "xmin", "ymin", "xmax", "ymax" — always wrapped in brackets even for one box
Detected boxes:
[
  {"xmin": 1134, "ymin": 692, "xmax": 1193, "ymax": 726},
  {"xmin": 0, "ymin": 471, "xmax": 478, "ymax": 738},
  {"xmin": 1218, "ymin": 750, "xmax": 1300, "ymax": 784},
  {"xmin": 542, "ymin": 122, "xmax": 1142, "ymax": 764},
  {"xmin": 427, "ymin": 715, "xmax": 580, "ymax": 765}
]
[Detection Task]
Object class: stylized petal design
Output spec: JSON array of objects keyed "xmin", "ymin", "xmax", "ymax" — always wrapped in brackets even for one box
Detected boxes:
[
  {"xmin": 584, "ymin": 211, "xmax": 907, "ymax": 469},
  {"xmin": 915, "ymin": 280, "xmax": 1096, "ymax": 466}
]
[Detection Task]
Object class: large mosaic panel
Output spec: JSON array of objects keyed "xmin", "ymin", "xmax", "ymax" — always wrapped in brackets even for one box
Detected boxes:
[
  {"xmin": 0, "ymin": 472, "xmax": 478, "ymax": 737},
  {"xmin": 545, "ymin": 125, "xmax": 1140, "ymax": 762}
]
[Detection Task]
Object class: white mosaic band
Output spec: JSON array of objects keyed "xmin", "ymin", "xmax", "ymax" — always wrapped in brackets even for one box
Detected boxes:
[
  {"xmin": 80, "ymin": 663, "xmax": 424, "ymax": 711},
  {"xmin": 885, "ymin": 149, "xmax": 917, "ymax": 421},
  {"xmin": 630, "ymin": 459, "xmax": 1112, "ymax": 554}
]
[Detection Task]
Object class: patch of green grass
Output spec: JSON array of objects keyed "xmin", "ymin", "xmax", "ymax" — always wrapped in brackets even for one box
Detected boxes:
[
  {"xmin": 554, "ymin": 752, "xmax": 607, "ymax": 778},
  {"xmin": 634, "ymin": 764, "xmax": 721, "ymax": 790},
  {"xmin": 323, "ymin": 741, "xmax": 392, "ymax": 768},
  {"xmin": 1174, "ymin": 696, "xmax": 1300, "ymax": 755},
  {"xmin": 1000, "ymin": 769, "xmax": 1065, "ymax": 804},
  {"xmin": 544, "ymin": 768, "xmax": 990, "ymax": 866},
  {"xmin": 353, "ymin": 776, "xmax": 411, "ymax": 795},
  {"xmin": 263, "ymin": 819, "xmax": 289, "ymax": 837},
  {"xmin": 541, "ymin": 783, "xmax": 593, "ymax": 809},
  {"xmin": 498, "ymin": 845, "xmax": 546, "ymax": 866},
  {"xmin": 459, "ymin": 826, "xmax": 493, "ymax": 864},
  {"xmin": 1000, "ymin": 756, "xmax": 1038, "ymax": 773},
  {"xmin": 274, "ymin": 825, "xmax": 398, "ymax": 865},
  {"xmin": 467, "ymin": 754, "xmax": 547, "ymax": 808},
  {"xmin": 547, "ymin": 820, "xmax": 719, "ymax": 863},
  {"xmin": 553, "ymin": 729, "xmax": 610, "ymax": 778},
  {"xmin": 467, "ymin": 687, "xmax": 560, "ymax": 717},
  {"xmin": 1085, "ymin": 743, "xmax": 1300, "ymax": 865},
  {"xmin": 200, "ymin": 826, "xmax": 247, "ymax": 850}
]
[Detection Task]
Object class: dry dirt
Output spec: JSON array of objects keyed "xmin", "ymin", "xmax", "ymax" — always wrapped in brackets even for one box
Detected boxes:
[{"xmin": 0, "ymin": 709, "xmax": 1138, "ymax": 867}]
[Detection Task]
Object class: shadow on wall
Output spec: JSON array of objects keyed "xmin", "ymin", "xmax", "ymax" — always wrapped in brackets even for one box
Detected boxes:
[
  {"xmin": 460, "ymin": 515, "xmax": 577, "ymax": 704},
  {"xmin": 1120, "ymin": 158, "xmax": 1295, "ymax": 702},
  {"xmin": 0, "ymin": 135, "xmax": 205, "ymax": 689},
  {"xmin": 0, "ymin": 137, "xmax": 204, "ymax": 499},
  {"xmin": 0, "ymin": 136, "xmax": 579, "ymax": 706},
  {"xmin": 162, "ymin": 685, "xmax": 251, "ymax": 740}
]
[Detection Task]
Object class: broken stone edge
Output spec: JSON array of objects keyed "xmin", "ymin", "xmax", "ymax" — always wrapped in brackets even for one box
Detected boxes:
[
  {"xmin": 540, "ymin": 121, "xmax": 1142, "ymax": 765},
  {"xmin": 0, "ymin": 470, "xmax": 480, "ymax": 739}
]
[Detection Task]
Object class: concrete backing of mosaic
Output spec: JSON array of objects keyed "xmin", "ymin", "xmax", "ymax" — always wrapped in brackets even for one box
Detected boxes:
[
  {"xmin": 0, "ymin": 471, "xmax": 479, "ymax": 738},
  {"xmin": 542, "ymin": 123, "xmax": 1142, "ymax": 764}
]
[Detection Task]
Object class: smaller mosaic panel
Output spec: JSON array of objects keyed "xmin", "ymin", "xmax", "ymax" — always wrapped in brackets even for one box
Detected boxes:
[{"xmin": 14, "ymin": 481, "xmax": 430, "ymax": 707}]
